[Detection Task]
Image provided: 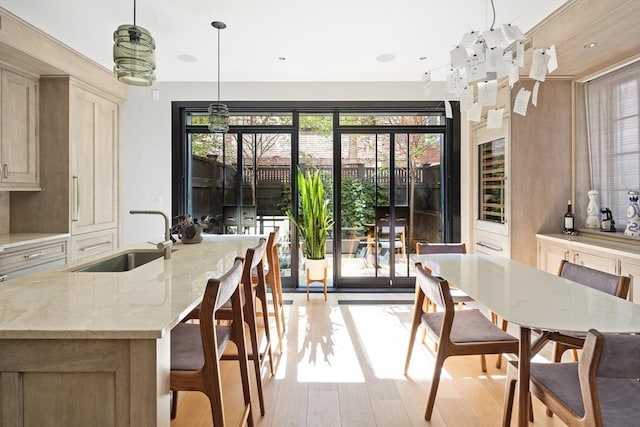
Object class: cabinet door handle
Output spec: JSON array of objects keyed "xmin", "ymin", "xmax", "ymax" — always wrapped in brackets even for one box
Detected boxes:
[
  {"xmin": 2, "ymin": 164, "xmax": 7, "ymax": 179},
  {"xmin": 80, "ymin": 242, "xmax": 111, "ymax": 252},
  {"xmin": 23, "ymin": 252, "xmax": 43, "ymax": 259},
  {"xmin": 72, "ymin": 176, "xmax": 79, "ymax": 221},
  {"xmin": 476, "ymin": 241, "xmax": 503, "ymax": 252}
]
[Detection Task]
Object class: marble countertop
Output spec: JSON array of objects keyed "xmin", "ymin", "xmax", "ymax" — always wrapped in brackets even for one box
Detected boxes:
[
  {"xmin": 536, "ymin": 233, "xmax": 640, "ymax": 259},
  {"xmin": 0, "ymin": 235, "xmax": 262, "ymax": 340}
]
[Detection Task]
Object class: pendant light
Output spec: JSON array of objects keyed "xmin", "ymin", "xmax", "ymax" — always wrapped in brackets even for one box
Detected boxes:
[
  {"xmin": 208, "ymin": 21, "xmax": 229, "ymax": 133},
  {"xmin": 113, "ymin": 0, "xmax": 156, "ymax": 86}
]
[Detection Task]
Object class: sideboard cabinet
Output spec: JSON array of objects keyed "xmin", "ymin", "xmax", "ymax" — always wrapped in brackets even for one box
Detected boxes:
[{"xmin": 537, "ymin": 233, "xmax": 640, "ymax": 304}]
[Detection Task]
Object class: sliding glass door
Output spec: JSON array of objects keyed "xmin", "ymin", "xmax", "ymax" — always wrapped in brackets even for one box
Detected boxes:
[{"xmin": 337, "ymin": 130, "xmax": 444, "ymax": 288}]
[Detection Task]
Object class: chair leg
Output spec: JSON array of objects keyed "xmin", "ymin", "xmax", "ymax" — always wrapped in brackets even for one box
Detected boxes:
[
  {"xmin": 232, "ymin": 319, "xmax": 255, "ymax": 427},
  {"xmin": 170, "ymin": 390, "xmax": 178, "ymax": 419},
  {"xmin": 480, "ymin": 354, "xmax": 487, "ymax": 372},
  {"xmin": 270, "ymin": 280, "xmax": 284, "ymax": 354},
  {"xmin": 502, "ymin": 363, "xmax": 517, "ymax": 427},
  {"xmin": 495, "ymin": 318, "xmax": 508, "ymax": 369},
  {"xmin": 255, "ymin": 284, "xmax": 275, "ymax": 376},
  {"xmin": 245, "ymin": 300, "xmax": 267, "ymax": 416},
  {"xmin": 425, "ymin": 351, "xmax": 447, "ymax": 421}
]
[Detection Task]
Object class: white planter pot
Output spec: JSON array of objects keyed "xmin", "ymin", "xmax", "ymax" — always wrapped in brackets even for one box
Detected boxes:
[{"xmin": 306, "ymin": 258, "xmax": 327, "ymax": 282}]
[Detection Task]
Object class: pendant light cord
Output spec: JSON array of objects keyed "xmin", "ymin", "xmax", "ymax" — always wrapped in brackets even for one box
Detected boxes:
[
  {"xmin": 133, "ymin": 0, "xmax": 137, "ymax": 26},
  {"xmin": 217, "ymin": 27, "xmax": 221, "ymax": 105}
]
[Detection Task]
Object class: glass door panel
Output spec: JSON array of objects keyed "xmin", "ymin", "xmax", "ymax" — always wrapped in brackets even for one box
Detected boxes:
[{"xmin": 298, "ymin": 114, "xmax": 334, "ymax": 290}]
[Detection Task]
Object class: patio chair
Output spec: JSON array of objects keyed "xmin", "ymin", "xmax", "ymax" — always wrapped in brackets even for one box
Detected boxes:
[
  {"xmin": 502, "ymin": 329, "xmax": 640, "ymax": 427},
  {"xmin": 405, "ymin": 263, "xmax": 520, "ymax": 420},
  {"xmin": 170, "ymin": 257, "xmax": 253, "ymax": 426}
]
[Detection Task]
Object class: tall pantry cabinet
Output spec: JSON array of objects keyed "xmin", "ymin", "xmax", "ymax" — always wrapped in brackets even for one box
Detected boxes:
[
  {"xmin": 11, "ymin": 77, "xmax": 121, "ymax": 261},
  {"xmin": 470, "ymin": 79, "xmax": 573, "ymax": 267}
]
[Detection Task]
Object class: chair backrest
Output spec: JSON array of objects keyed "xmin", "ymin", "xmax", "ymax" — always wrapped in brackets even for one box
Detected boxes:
[
  {"xmin": 198, "ymin": 257, "xmax": 245, "ymax": 362},
  {"xmin": 416, "ymin": 242, "xmax": 466, "ymax": 255},
  {"xmin": 415, "ymin": 262, "xmax": 455, "ymax": 332},
  {"xmin": 557, "ymin": 260, "xmax": 630, "ymax": 298},
  {"xmin": 265, "ymin": 230, "xmax": 279, "ymax": 282},
  {"xmin": 244, "ymin": 238, "xmax": 267, "ymax": 287},
  {"xmin": 578, "ymin": 330, "xmax": 640, "ymax": 425}
]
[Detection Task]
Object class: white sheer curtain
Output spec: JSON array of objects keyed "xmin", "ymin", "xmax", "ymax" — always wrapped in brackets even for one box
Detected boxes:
[{"xmin": 585, "ymin": 61, "xmax": 640, "ymax": 228}]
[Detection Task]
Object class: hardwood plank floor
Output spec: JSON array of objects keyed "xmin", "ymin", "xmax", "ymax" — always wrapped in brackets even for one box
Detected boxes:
[{"xmin": 170, "ymin": 293, "xmax": 566, "ymax": 427}]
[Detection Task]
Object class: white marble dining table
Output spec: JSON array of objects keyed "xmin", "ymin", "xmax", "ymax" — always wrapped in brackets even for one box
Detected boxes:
[{"xmin": 417, "ymin": 253, "xmax": 640, "ymax": 427}]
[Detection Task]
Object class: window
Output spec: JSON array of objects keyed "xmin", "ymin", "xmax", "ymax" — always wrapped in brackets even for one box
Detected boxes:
[{"xmin": 585, "ymin": 61, "xmax": 640, "ymax": 227}]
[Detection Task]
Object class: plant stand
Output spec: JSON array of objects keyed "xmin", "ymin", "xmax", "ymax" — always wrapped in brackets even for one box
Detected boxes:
[{"xmin": 305, "ymin": 258, "xmax": 328, "ymax": 301}]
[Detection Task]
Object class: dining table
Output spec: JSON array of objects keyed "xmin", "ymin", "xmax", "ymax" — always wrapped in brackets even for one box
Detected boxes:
[{"xmin": 417, "ymin": 253, "xmax": 640, "ymax": 427}]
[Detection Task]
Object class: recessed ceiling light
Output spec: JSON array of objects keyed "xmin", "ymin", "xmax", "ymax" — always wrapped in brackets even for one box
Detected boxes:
[
  {"xmin": 584, "ymin": 42, "xmax": 598, "ymax": 49},
  {"xmin": 419, "ymin": 56, "xmax": 427, "ymax": 61},
  {"xmin": 376, "ymin": 53, "xmax": 395, "ymax": 63},
  {"xmin": 278, "ymin": 57, "xmax": 286, "ymax": 61},
  {"xmin": 177, "ymin": 54, "xmax": 198, "ymax": 63}
]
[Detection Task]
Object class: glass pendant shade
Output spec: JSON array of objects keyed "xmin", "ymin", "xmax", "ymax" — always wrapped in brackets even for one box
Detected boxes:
[
  {"xmin": 113, "ymin": 24, "xmax": 156, "ymax": 86},
  {"xmin": 208, "ymin": 103, "xmax": 229, "ymax": 133}
]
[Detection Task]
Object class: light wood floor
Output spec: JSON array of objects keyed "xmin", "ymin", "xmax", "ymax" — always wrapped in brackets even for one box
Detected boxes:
[{"xmin": 170, "ymin": 293, "xmax": 566, "ymax": 427}]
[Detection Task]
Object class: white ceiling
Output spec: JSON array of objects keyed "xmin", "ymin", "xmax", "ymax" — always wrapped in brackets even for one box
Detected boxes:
[{"xmin": 0, "ymin": 0, "xmax": 567, "ymax": 83}]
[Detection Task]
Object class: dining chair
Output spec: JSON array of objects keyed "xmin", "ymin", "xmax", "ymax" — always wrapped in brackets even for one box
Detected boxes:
[
  {"xmin": 416, "ymin": 242, "xmax": 498, "ymax": 372},
  {"xmin": 218, "ymin": 238, "xmax": 274, "ymax": 416},
  {"xmin": 264, "ymin": 230, "xmax": 285, "ymax": 353},
  {"xmin": 502, "ymin": 329, "xmax": 640, "ymax": 427},
  {"xmin": 170, "ymin": 257, "xmax": 254, "ymax": 427},
  {"xmin": 548, "ymin": 260, "xmax": 630, "ymax": 363},
  {"xmin": 405, "ymin": 263, "xmax": 520, "ymax": 421}
]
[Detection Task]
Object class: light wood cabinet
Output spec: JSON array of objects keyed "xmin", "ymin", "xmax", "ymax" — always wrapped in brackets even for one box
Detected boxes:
[
  {"xmin": 537, "ymin": 233, "xmax": 640, "ymax": 304},
  {"xmin": 70, "ymin": 82, "xmax": 118, "ymax": 236},
  {"xmin": 11, "ymin": 77, "xmax": 121, "ymax": 262},
  {"xmin": 0, "ymin": 68, "xmax": 38, "ymax": 190},
  {"xmin": 471, "ymin": 79, "xmax": 572, "ymax": 267}
]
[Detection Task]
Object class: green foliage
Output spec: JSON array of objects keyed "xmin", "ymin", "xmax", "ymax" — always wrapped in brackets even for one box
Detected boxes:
[
  {"xmin": 299, "ymin": 115, "xmax": 333, "ymax": 137},
  {"xmin": 287, "ymin": 168, "xmax": 334, "ymax": 260},
  {"xmin": 340, "ymin": 177, "xmax": 389, "ymax": 229}
]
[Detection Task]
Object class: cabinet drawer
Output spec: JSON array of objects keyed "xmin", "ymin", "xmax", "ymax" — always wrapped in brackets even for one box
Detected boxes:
[
  {"xmin": 70, "ymin": 229, "xmax": 118, "ymax": 262},
  {"xmin": 0, "ymin": 240, "xmax": 67, "ymax": 280},
  {"xmin": 573, "ymin": 250, "xmax": 617, "ymax": 274},
  {"xmin": 473, "ymin": 229, "xmax": 510, "ymax": 258}
]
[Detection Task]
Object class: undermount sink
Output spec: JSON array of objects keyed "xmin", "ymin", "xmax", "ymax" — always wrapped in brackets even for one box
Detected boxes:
[{"xmin": 72, "ymin": 250, "xmax": 165, "ymax": 272}]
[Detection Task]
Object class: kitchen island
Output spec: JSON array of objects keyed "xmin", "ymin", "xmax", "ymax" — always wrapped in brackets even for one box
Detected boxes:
[{"xmin": 0, "ymin": 234, "xmax": 262, "ymax": 427}]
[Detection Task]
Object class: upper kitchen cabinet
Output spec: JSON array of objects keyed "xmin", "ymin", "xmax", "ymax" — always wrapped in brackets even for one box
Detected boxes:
[
  {"xmin": 12, "ymin": 77, "xmax": 121, "ymax": 261},
  {"xmin": 70, "ymin": 82, "xmax": 118, "ymax": 235},
  {"xmin": 0, "ymin": 68, "xmax": 38, "ymax": 190}
]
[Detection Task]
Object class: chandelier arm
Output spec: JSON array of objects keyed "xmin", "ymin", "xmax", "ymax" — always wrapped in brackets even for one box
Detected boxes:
[{"xmin": 489, "ymin": 0, "xmax": 496, "ymax": 30}]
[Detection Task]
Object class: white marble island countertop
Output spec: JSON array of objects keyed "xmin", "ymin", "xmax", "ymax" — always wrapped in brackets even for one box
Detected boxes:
[{"xmin": 0, "ymin": 235, "xmax": 262, "ymax": 340}]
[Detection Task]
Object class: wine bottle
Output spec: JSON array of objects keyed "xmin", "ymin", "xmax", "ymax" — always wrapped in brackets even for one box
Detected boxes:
[{"xmin": 564, "ymin": 200, "xmax": 575, "ymax": 234}]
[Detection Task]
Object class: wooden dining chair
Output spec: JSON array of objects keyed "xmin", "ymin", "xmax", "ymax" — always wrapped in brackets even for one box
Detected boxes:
[
  {"xmin": 405, "ymin": 263, "xmax": 520, "ymax": 421},
  {"xmin": 219, "ymin": 238, "xmax": 274, "ymax": 417},
  {"xmin": 415, "ymin": 242, "xmax": 497, "ymax": 372},
  {"xmin": 502, "ymin": 329, "xmax": 640, "ymax": 427},
  {"xmin": 549, "ymin": 260, "xmax": 630, "ymax": 363},
  {"xmin": 170, "ymin": 257, "xmax": 253, "ymax": 427},
  {"xmin": 264, "ymin": 230, "xmax": 285, "ymax": 353}
]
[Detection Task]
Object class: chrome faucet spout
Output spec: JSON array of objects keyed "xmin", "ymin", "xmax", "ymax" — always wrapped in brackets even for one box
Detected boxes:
[{"xmin": 129, "ymin": 210, "xmax": 172, "ymax": 259}]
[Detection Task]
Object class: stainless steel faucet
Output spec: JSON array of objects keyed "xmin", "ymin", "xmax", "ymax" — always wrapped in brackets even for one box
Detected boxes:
[{"xmin": 129, "ymin": 210, "xmax": 173, "ymax": 259}]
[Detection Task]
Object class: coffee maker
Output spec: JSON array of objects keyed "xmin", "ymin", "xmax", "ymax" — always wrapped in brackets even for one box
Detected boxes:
[{"xmin": 600, "ymin": 208, "xmax": 616, "ymax": 232}]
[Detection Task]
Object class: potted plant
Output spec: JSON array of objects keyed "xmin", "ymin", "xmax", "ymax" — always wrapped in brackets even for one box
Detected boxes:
[{"xmin": 287, "ymin": 167, "xmax": 334, "ymax": 281}]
